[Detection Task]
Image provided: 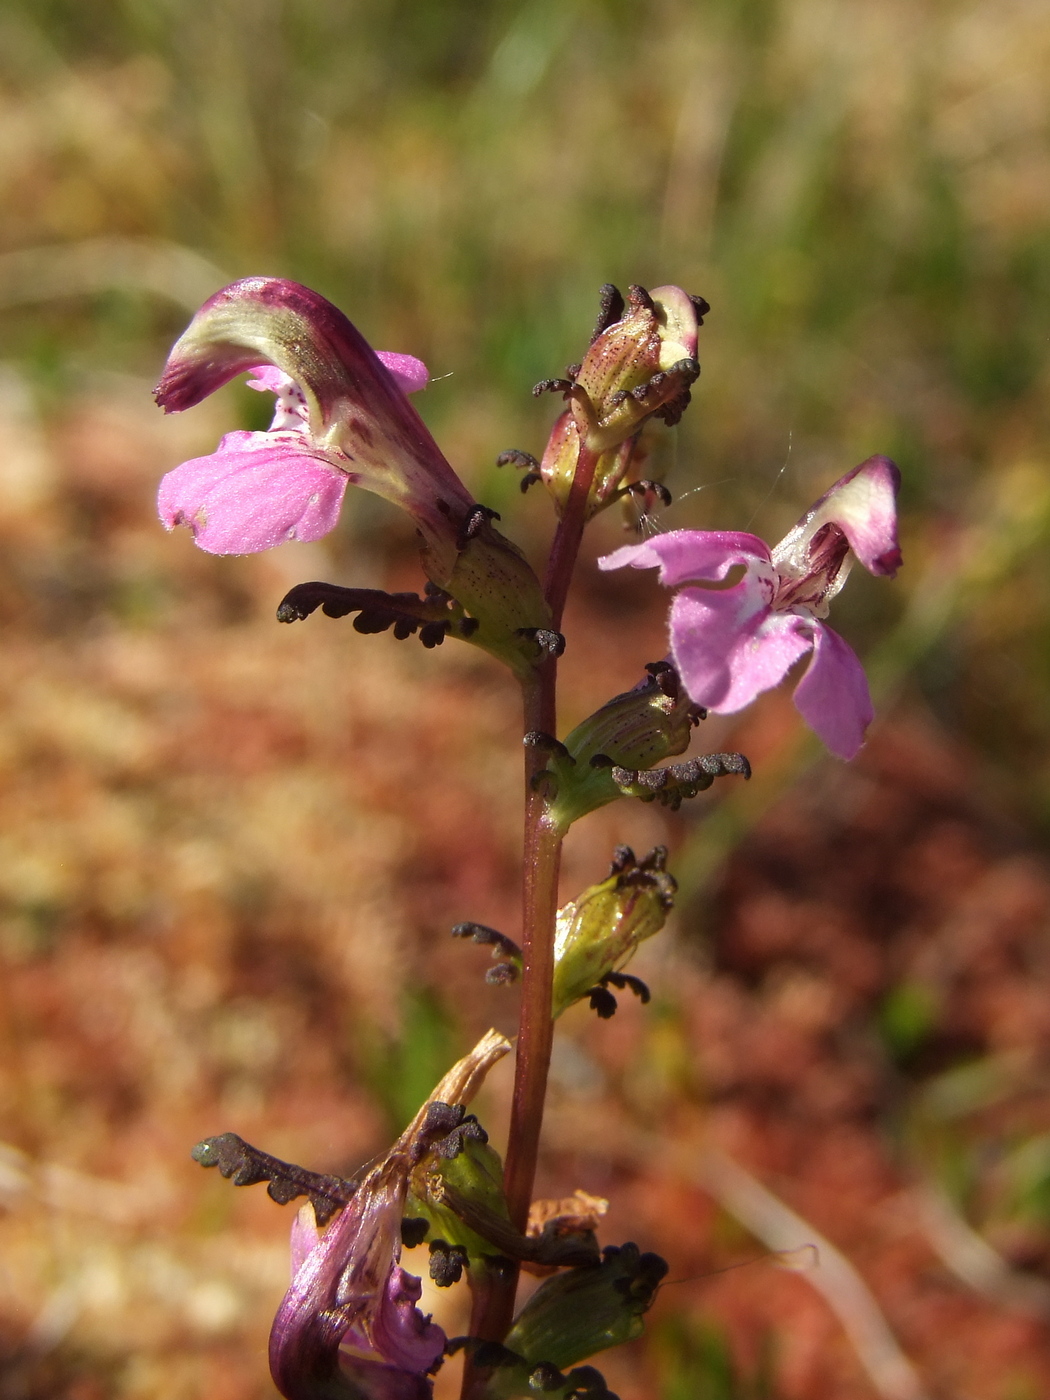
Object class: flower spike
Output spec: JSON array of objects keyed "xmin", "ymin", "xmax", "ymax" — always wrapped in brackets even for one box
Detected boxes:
[{"xmin": 600, "ymin": 456, "xmax": 901, "ymax": 759}]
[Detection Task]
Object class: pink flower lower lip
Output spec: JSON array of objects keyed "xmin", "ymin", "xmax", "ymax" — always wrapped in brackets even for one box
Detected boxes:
[
  {"xmin": 598, "ymin": 456, "xmax": 901, "ymax": 760},
  {"xmin": 158, "ymin": 428, "xmax": 352, "ymax": 554}
]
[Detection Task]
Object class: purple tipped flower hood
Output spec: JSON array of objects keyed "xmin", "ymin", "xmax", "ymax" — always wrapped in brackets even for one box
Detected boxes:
[
  {"xmin": 268, "ymin": 1031, "xmax": 511, "ymax": 1400},
  {"xmin": 600, "ymin": 456, "xmax": 901, "ymax": 759},
  {"xmin": 271, "ymin": 1163, "xmax": 444, "ymax": 1400},
  {"xmin": 155, "ymin": 278, "xmax": 474, "ymax": 579}
]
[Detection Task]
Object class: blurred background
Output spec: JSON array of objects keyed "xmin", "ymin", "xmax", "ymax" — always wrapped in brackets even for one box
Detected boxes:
[{"xmin": 1, "ymin": 1, "xmax": 1049, "ymax": 1396}]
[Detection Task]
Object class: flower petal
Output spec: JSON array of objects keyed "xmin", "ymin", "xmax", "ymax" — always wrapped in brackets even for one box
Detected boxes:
[
  {"xmin": 669, "ymin": 585, "xmax": 811, "ymax": 712},
  {"xmin": 372, "ymin": 1268, "xmax": 445, "ymax": 1374},
  {"xmin": 793, "ymin": 622, "xmax": 874, "ymax": 759},
  {"xmin": 158, "ymin": 434, "xmax": 347, "ymax": 554},
  {"xmin": 651, "ymin": 285, "xmax": 701, "ymax": 368},
  {"xmin": 375, "ymin": 352, "xmax": 429, "ymax": 395},
  {"xmin": 774, "ymin": 455, "xmax": 901, "ymax": 580},
  {"xmin": 599, "ymin": 529, "xmax": 773, "ymax": 590},
  {"xmin": 245, "ymin": 364, "xmax": 293, "ymax": 395}
]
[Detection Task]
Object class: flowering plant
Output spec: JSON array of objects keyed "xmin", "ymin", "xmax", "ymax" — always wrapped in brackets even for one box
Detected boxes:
[{"xmin": 158, "ymin": 276, "xmax": 900, "ymax": 1398}]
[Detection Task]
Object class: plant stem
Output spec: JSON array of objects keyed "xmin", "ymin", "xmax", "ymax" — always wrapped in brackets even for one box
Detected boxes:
[
  {"xmin": 544, "ymin": 444, "xmax": 600, "ymax": 631},
  {"xmin": 460, "ymin": 445, "xmax": 599, "ymax": 1396}
]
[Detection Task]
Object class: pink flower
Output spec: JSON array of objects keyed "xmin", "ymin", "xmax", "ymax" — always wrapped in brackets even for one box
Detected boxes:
[
  {"xmin": 155, "ymin": 278, "xmax": 474, "ymax": 577},
  {"xmin": 599, "ymin": 456, "xmax": 902, "ymax": 759}
]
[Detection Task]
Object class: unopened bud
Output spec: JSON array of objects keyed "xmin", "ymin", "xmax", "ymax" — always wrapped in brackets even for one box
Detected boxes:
[
  {"xmin": 505, "ymin": 1242, "xmax": 668, "ymax": 1370},
  {"xmin": 537, "ymin": 285, "xmax": 705, "ymax": 519},
  {"xmin": 551, "ymin": 848, "xmax": 676, "ymax": 1019}
]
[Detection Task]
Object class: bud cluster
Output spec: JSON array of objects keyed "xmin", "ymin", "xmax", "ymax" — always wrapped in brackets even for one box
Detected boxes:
[{"xmin": 501, "ymin": 283, "xmax": 706, "ymax": 523}]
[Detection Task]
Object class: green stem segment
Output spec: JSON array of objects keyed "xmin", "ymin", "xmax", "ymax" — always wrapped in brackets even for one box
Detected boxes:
[{"xmin": 460, "ymin": 446, "xmax": 600, "ymax": 1396}]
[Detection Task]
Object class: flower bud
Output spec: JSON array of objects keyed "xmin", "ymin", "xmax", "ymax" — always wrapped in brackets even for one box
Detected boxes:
[
  {"xmin": 505, "ymin": 1242, "xmax": 668, "ymax": 1370},
  {"xmin": 547, "ymin": 662, "xmax": 702, "ymax": 830},
  {"xmin": 537, "ymin": 285, "xmax": 704, "ymax": 519},
  {"xmin": 551, "ymin": 848, "xmax": 676, "ymax": 1019}
]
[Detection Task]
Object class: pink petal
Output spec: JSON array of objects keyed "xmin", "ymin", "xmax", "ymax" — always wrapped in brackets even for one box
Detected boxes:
[
  {"xmin": 245, "ymin": 364, "xmax": 292, "ymax": 395},
  {"xmin": 375, "ymin": 352, "xmax": 429, "ymax": 395},
  {"xmin": 599, "ymin": 529, "xmax": 773, "ymax": 590},
  {"xmin": 775, "ymin": 455, "xmax": 901, "ymax": 579},
  {"xmin": 671, "ymin": 589, "xmax": 813, "ymax": 712},
  {"xmin": 793, "ymin": 623, "xmax": 874, "ymax": 759},
  {"xmin": 158, "ymin": 434, "xmax": 347, "ymax": 554}
]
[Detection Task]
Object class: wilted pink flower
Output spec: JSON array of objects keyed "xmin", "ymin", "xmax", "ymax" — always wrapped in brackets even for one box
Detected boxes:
[
  {"xmin": 271, "ymin": 1162, "xmax": 445, "ymax": 1400},
  {"xmin": 599, "ymin": 456, "xmax": 901, "ymax": 759},
  {"xmin": 269, "ymin": 1031, "xmax": 511, "ymax": 1400},
  {"xmin": 155, "ymin": 278, "xmax": 474, "ymax": 578}
]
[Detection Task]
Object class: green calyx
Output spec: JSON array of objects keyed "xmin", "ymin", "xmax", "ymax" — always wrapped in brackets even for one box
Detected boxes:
[
  {"xmin": 406, "ymin": 1133, "xmax": 515, "ymax": 1285},
  {"xmin": 551, "ymin": 847, "xmax": 676, "ymax": 1019},
  {"xmin": 543, "ymin": 663, "xmax": 702, "ymax": 830},
  {"xmin": 504, "ymin": 1242, "xmax": 669, "ymax": 1372},
  {"xmin": 442, "ymin": 519, "xmax": 559, "ymax": 680},
  {"xmin": 451, "ymin": 1343, "xmax": 616, "ymax": 1399}
]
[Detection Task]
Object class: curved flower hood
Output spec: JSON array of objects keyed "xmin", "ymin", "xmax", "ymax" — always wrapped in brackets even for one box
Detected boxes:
[{"xmin": 155, "ymin": 278, "xmax": 474, "ymax": 580}]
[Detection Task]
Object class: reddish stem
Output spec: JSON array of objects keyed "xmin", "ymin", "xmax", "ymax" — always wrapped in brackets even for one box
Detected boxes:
[
  {"xmin": 544, "ymin": 444, "xmax": 600, "ymax": 630},
  {"xmin": 460, "ymin": 443, "xmax": 599, "ymax": 1395}
]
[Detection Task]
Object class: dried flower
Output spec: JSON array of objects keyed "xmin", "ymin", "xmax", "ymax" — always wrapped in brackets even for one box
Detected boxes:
[{"xmin": 269, "ymin": 1031, "xmax": 510, "ymax": 1400}]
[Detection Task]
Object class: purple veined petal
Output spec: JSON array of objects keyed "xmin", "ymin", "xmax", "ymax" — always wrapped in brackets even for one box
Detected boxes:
[
  {"xmin": 154, "ymin": 279, "xmax": 473, "ymax": 577},
  {"xmin": 245, "ymin": 358, "xmax": 429, "ymax": 403},
  {"xmin": 335, "ymin": 1357, "xmax": 434, "ymax": 1400},
  {"xmin": 599, "ymin": 529, "xmax": 773, "ymax": 590},
  {"xmin": 670, "ymin": 589, "xmax": 813, "ymax": 712},
  {"xmin": 375, "ymin": 352, "xmax": 429, "ymax": 395},
  {"xmin": 792, "ymin": 621, "xmax": 874, "ymax": 760},
  {"xmin": 158, "ymin": 434, "xmax": 348, "ymax": 554},
  {"xmin": 774, "ymin": 455, "xmax": 902, "ymax": 581}
]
